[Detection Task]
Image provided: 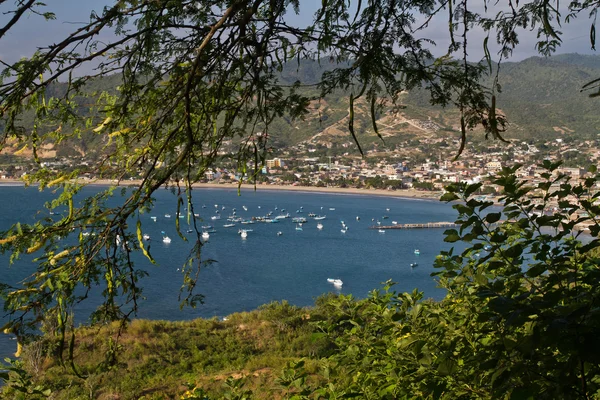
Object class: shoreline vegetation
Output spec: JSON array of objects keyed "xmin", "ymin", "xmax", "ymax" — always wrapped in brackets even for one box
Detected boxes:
[{"xmin": 0, "ymin": 178, "xmax": 449, "ymax": 201}]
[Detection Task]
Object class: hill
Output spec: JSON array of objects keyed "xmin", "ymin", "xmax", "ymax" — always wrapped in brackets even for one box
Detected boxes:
[{"xmin": 3, "ymin": 54, "xmax": 600, "ymax": 159}]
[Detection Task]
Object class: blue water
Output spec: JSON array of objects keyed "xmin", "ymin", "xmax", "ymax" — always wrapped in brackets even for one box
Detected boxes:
[{"xmin": 0, "ymin": 185, "xmax": 464, "ymax": 359}]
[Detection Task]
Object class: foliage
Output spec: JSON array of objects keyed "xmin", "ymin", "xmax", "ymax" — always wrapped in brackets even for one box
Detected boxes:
[{"xmin": 1, "ymin": 0, "xmax": 600, "ymax": 393}]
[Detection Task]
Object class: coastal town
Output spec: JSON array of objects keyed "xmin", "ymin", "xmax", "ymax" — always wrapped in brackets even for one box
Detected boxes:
[{"xmin": 0, "ymin": 131, "xmax": 594, "ymax": 195}]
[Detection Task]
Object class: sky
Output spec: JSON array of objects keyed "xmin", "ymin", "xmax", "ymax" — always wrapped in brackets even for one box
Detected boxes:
[{"xmin": 0, "ymin": 0, "xmax": 597, "ymax": 68}]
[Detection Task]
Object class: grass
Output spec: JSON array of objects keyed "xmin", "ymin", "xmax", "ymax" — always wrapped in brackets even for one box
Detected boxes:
[{"xmin": 9, "ymin": 299, "xmax": 335, "ymax": 399}]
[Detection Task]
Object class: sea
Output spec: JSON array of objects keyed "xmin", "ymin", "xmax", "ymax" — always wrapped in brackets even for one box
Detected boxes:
[{"xmin": 0, "ymin": 185, "xmax": 467, "ymax": 360}]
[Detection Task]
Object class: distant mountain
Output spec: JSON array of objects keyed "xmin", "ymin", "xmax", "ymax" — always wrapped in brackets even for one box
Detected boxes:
[{"xmin": 4, "ymin": 54, "xmax": 600, "ymax": 159}]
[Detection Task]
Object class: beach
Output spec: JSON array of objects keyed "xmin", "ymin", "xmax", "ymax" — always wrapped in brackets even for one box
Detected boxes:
[{"xmin": 0, "ymin": 178, "xmax": 446, "ymax": 201}]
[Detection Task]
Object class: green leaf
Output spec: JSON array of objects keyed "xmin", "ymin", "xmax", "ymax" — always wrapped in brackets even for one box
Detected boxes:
[{"xmin": 485, "ymin": 212, "xmax": 501, "ymax": 224}]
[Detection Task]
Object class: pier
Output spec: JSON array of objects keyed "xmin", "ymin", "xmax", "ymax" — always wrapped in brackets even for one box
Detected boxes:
[{"xmin": 371, "ymin": 221, "xmax": 459, "ymax": 230}]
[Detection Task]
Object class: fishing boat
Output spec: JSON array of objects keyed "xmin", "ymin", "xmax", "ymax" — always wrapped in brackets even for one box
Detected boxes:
[{"xmin": 327, "ymin": 278, "xmax": 343, "ymax": 287}]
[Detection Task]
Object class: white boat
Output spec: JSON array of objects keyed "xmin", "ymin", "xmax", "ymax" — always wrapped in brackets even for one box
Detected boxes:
[
  {"xmin": 414, "ymin": 249, "xmax": 420, "ymax": 255},
  {"xmin": 238, "ymin": 229, "xmax": 253, "ymax": 234},
  {"xmin": 329, "ymin": 208, "xmax": 335, "ymax": 211},
  {"xmin": 240, "ymin": 230, "xmax": 248, "ymax": 238},
  {"xmin": 392, "ymin": 221, "xmax": 398, "ymax": 225},
  {"xmin": 295, "ymin": 224, "xmax": 303, "ymax": 231},
  {"xmin": 164, "ymin": 214, "xmax": 171, "ymax": 218},
  {"xmin": 277, "ymin": 231, "xmax": 283, "ymax": 236},
  {"xmin": 314, "ymin": 215, "xmax": 326, "ymax": 220},
  {"xmin": 410, "ymin": 263, "xmax": 418, "ymax": 268},
  {"xmin": 202, "ymin": 232, "xmax": 210, "ymax": 240},
  {"xmin": 143, "ymin": 233, "xmax": 150, "ymax": 241},
  {"xmin": 317, "ymin": 223, "xmax": 323, "ymax": 230},
  {"xmin": 341, "ymin": 228, "xmax": 347, "ymax": 233},
  {"xmin": 223, "ymin": 223, "xmax": 236, "ymax": 228},
  {"xmin": 327, "ymin": 278, "xmax": 343, "ymax": 287},
  {"xmin": 378, "ymin": 229, "xmax": 385, "ymax": 233},
  {"xmin": 162, "ymin": 236, "xmax": 171, "ymax": 244},
  {"xmin": 211, "ymin": 215, "xmax": 221, "ymax": 220},
  {"xmin": 356, "ymin": 216, "xmax": 360, "ymax": 221},
  {"xmin": 151, "ymin": 216, "xmax": 157, "ymax": 222},
  {"xmin": 243, "ymin": 206, "xmax": 248, "ymax": 211}
]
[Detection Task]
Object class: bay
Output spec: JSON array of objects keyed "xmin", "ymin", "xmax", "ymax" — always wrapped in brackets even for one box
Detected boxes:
[{"xmin": 0, "ymin": 185, "xmax": 464, "ymax": 360}]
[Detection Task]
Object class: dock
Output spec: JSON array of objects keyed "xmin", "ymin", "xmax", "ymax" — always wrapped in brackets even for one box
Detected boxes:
[{"xmin": 371, "ymin": 222, "xmax": 459, "ymax": 230}]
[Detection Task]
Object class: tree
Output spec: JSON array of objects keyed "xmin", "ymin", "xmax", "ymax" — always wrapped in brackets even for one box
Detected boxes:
[{"xmin": 0, "ymin": 0, "xmax": 599, "ymax": 381}]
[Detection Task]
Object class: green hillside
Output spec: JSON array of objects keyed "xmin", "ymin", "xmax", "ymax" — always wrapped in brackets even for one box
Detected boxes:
[{"xmin": 6, "ymin": 54, "xmax": 600, "ymax": 160}]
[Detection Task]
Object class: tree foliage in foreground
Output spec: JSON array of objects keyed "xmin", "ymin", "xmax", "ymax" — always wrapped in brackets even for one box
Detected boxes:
[{"xmin": 1, "ymin": 0, "xmax": 600, "ymax": 385}]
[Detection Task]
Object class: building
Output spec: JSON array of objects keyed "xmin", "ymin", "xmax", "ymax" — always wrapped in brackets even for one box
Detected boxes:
[{"xmin": 266, "ymin": 158, "xmax": 284, "ymax": 168}]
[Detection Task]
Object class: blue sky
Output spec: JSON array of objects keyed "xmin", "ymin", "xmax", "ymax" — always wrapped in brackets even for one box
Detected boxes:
[{"xmin": 0, "ymin": 0, "xmax": 597, "ymax": 67}]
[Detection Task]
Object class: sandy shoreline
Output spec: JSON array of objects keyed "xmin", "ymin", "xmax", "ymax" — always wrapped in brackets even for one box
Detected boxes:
[{"xmin": 0, "ymin": 178, "xmax": 444, "ymax": 201}]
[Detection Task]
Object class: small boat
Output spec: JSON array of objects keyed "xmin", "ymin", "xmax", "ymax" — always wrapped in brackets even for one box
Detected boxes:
[
  {"xmin": 164, "ymin": 214, "xmax": 171, "ymax": 218},
  {"xmin": 238, "ymin": 228, "xmax": 253, "ymax": 234},
  {"xmin": 143, "ymin": 233, "xmax": 151, "ymax": 241},
  {"xmin": 241, "ymin": 220, "xmax": 254, "ymax": 224},
  {"xmin": 378, "ymin": 229, "xmax": 385, "ymax": 233},
  {"xmin": 327, "ymin": 278, "xmax": 343, "ymax": 287},
  {"xmin": 265, "ymin": 219, "xmax": 279, "ymax": 223},
  {"xmin": 386, "ymin": 208, "xmax": 390, "ymax": 211},
  {"xmin": 162, "ymin": 236, "xmax": 171, "ymax": 244},
  {"xmin": 277, "ymin": 231, "xmax": 283, "ymax": 236},
  {"xmin": 240, "ymin": 230, "xmax": 248, "ymax": 238},
  {"xmin": 202, "ymin": 232, "xmax": 210, "ymax": 240},
  {"xmin": 292, "ymin": 217, "xmax": 307, "ymax": 223},
  {"xmin": 151, "ymin": 216, "xmax": 157, "ymax": 222},
  {"xmin": 186, "ymin": 229, "xmax": 194, "ymax": 233},
  {"xmin": 317, "ymin": 223, "xmax": 323, "ymax": 230},
  {"xmin": 329, "ymin": 208, "xmax": 336, "ymax": 211},
  {"xmin": 308, "ymin": 213, "xmax": 316, "ymax": 217},
  {"xmin": 356, "ymin": 216, "xmax": 360, "ymax": 221},
  {"xmin": 201, "ymin": 225, "xmax": 213, "ymax": 229},
  {"xmin": 223, "ymin": 223, "xmax": 236, "ymax": 228},
  {"xmin": 392, "ymin": 221, "xmax": 398, "ymax": 225},
  {"xmin": 194, "ymin": 213, "xmax": 200, "ymax": 217},
  {"xmin": 202, "ymin": 205, "xmax": 206, "ymax": 208},
  {"xmin": 243, "ymin": 206, "xmax": 248, "ymax": 211},
  {"xmin": 295, "ymin": 224, "xmax": 303, "ymax": 231},
  {"xmin": 414, "ymin": 249, "xmax": 420, "ymax": 255},
  {"xmin": 341, "ymin": 228, "xmax": 347, "ymax": 233},
  {"xmin": 314, "ymin": 215, "xmax": 326, "ymax": 220},
  {"xmin": 211, "ymin": 215, "xmax": 221, "ymax": 220},
  {"xmin": 410, "ymin": 263, "xmax": 418, "ymax": 268}
]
